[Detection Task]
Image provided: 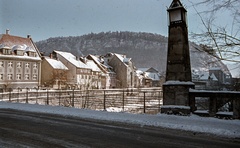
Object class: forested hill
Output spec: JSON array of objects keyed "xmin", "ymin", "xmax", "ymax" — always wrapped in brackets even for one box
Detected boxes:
[{"xmin": 36, "ymin": 31, "xmax": 229, "ymax": 74}]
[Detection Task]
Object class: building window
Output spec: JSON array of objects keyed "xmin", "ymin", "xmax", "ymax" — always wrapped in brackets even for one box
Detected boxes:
[
  {"xmin": 25, "ymin": 74, "xmax": 30, "ymax": 80},
  {"xmin": 8, "ymin": 62, "xmax": 13, "ymax": 68},
  {"xmin": 7, "ymin": 74, "xmax": 13, "ymax": 80},
  {"xmin": 0, "ymin": 74, "xmax": 3, "ymax": 80},
  {"xmin": 33, "ymin": 74, "xmax": 37, "ymax": 80},
  {"xmin": 16, "ymin": 74, "xmax": 21, "ymax": 80},
  {"xmin": 4, "ymin": 49, "xmax": 11, "ymax": 55},
  {"xmin": 17, "ymin": 62, "xmax": 22, "ymax": 68},
  {"xmin": 0, "ymin": 61, "xmax": 4, "ymax": 67},
  {"xmin": 33, "ymin": 63, "xmax": 37, "ymax": 69},
  {"xmin": 25, "ymin": 63, "xmax": 30, "ymax": 68}
]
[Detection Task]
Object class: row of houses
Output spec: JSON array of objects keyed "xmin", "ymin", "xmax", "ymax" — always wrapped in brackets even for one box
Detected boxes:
[
  {"xmin": 0, "ymin": 31, "xmax": 162, "ymax": 91},
  {"xmin": 192, "ymin": 68, "xmax": 232, "ymax": 90},
  {"xmin": 2, "ymin": 31, "xmax": 233, "ymax": 92}
]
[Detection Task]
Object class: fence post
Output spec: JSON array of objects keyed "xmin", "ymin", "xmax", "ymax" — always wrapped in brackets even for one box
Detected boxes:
[
  {"xmin": 26, "ymin": 89, "xmax": 28, "ymax": 103},
  {"xmin": 59, "ymin": 89, "xmax": 61, "ymax": 106},
  {"xmin": 122, "ymin": 90, "xmax": 125, "ymax": 112},
  {"xmin": 36, "ymin": 89, "xmax": 38, "ymax": 104},
  {"xmin": 103, "ymin": 90, "xmax": 106, "ymax": 110},
  {"xmin": 158, "ymin": 91, "xmax": 161, "ymax": 113},
  {"xmin": 72, "ymin": 89, "xmax": 75, "ymax": 107},
  {"xmin": 9, "ymin": 90, "xmax": 11, "ymax": 102},
  {"xmin": 143, "ymin": 92, "xmax": 146, "ymax": 113},
  {"xmin": 18, "ymin": 88, "xmax": 20, "ymax": 103},
  {"xmin": 47, "ymin": 89, "xmax": 49, "ymax": 105}
]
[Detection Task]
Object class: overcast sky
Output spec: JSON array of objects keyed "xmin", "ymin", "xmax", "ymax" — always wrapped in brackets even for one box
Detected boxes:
[{"xmin": 0, "ymin": 0, "xmax": 213, "ymax": 42}]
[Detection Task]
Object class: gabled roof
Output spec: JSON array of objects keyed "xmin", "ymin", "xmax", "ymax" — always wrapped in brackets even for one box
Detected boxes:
[
  {"xmin": 144, "ymin": 72, "xmax": 160, "ymax": 81},
  {"xmin": 138, "ymin": 67, "xmax": 159, "ymax": 73},
  {"xmin": 0, "ymin": 33, "xmax": 41, "ymax": 60},
  {"xmin": 199, "ymin": 72, "xmax": 218, "ymax": 81},
  {"xmin": 0, "ymin": 34, "xmax": 34, "ymax": 49},
  {"xmin": 85, "ymin": 60, "xmax": 101, "ymax": 72},
  {"xmin": 44, "ymin": 57, "xmax": 68, "ymax": 70},
  {"xmin": 54, "ymin": 50, "xmax": 91, "ymax": 69},
  {"xmin": 87, "ymin": 55, "xmax": 108, "ymax": 73},
  {"xmin": 114, "ymin": 53, "xmax": 132, "ymax": 66},
  {"xmin": 137, "ymin": 67, "xmax": 160, "ymax": 81},
  {"xmin": 87, "ymin": 54, "xmax": 116, "ymax": 74}
]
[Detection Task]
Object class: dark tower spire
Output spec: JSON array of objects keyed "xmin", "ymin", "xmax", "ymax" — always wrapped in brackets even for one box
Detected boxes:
[
  {"xmin": 162, "ymin": 0, "xmax": 195, "ymax": 113},
  {"xmin": 165, "ymin": 0, "xmax": 191, "ymax": 82}
]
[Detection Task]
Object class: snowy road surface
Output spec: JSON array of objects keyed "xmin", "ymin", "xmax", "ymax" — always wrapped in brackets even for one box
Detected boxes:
[
  {"xmin": 0, "ymin": 102, "xmax": 240, "ymax": 147},
  {"xmin": 0, "ymin": 109, "xmax": 240, "ymax": 148}
]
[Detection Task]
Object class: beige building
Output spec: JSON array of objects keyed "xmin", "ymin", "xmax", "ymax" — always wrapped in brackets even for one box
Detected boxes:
[
  {"xmin": 86, "ymin": 54, "xmax": 116, "ymax": 89},
  {"xmin": 136, "ymin": 67, "xmax": 162, "ymax": 87},
  {"xmin": 41, "ymin": 56, "xmax": 68, "ymax": 89},
  {"xmin": 52, "ymin": 51, "xmax": 102, "ymax": 90},
  {"xmin": 0, "ymin": 30, "xmax": 42, "ymax": 91},
  {"xmin": 105, "ymin": 53, "xmax": 136, "ymax": 88}
]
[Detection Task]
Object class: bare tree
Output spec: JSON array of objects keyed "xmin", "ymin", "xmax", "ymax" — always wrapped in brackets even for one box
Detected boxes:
[
  {"xmin": 189, "ymin": 0, "xmax": 240, "ymax": 63},
  {"xmin": 44, "ymin": 69, "xmax": 68, "ymax": 89}
]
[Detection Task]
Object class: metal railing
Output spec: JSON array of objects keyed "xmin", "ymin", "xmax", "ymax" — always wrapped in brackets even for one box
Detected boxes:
[{"xmin": 1, "ymin": 88, "xmax": 163, "ymax": 114}]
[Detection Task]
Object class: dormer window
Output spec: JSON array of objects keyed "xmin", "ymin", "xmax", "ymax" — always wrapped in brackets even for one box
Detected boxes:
[
  {"xmin": 27, "ymin": 51, "xmax": 36, "ymax": 57},
  {"xmin": 26, "ymin": 47, "xmax": 36, "ymax": 57},
  {"xmin": 0, "ymin": 46, "xmax": 12, "ymax": 55},
  {"xmin": 12, "ymin": 45, "xmax": 24, "ymax": 56},
  {"xmin": 15, "ymin": 50, "xmax": 24, "ymax": 56}
]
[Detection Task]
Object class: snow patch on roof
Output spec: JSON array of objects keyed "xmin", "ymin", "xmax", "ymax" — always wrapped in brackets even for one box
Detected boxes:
[
  {"xmin": 164, "ymin": 81, "xmax": 195, "ymax": 85},
  {"xmin": 45, "ymin": 58, "xmax": 68, "ymax": 70},
  {"xmin": 85, "ymin": 60, "xmax": 101, "ymax": 72},
  {"xmin": 55, "ymin": 51, "xmax": 91, "ymax": 69}
]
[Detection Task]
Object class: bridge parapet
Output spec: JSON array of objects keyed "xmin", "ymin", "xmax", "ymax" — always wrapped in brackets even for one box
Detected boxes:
[{"xmin": 189, "ymin": 89, "xmax": 240, "ymax": 119}]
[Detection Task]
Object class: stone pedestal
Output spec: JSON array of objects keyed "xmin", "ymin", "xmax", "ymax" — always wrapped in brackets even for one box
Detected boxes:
[
  {"xmin": 161, "ymin": 81, "xmax": 195, "ymax": 114},
  {"xmin": 233, "ymin": 99, "xmax": 240, "ymax": 119}
]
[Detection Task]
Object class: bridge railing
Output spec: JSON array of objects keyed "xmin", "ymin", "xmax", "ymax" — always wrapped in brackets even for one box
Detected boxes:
[
  {"xmin": 189, "ymin": 89, "xmax": 240, "ymax": 119},
  {"xmin": 0, "ymin": 88, "xmax": 163, "ymax": 114}
]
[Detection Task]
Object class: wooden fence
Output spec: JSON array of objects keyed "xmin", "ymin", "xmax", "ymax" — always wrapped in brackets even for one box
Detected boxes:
[{"xmin": 1, "ymin": 88, "xmax": 163, "ymax": 114}]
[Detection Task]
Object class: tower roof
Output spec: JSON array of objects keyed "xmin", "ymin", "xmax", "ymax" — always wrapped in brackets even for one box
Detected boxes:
[{"xmin": 169, "ymin": 0, "xmax": 183, "ymax": 8}]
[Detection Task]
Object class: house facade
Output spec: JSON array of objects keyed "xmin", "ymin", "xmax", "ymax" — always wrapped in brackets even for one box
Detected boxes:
[
  {"xmin": 52, "ymin": 51, "xmax": 104, "ymax": 90},
  {"xmin": 136, "ymin": 67, "xmax": 162, "ymax": 87},
  {"xmin": 41, "ymin": 56, "xmax": 68, "ymax": 89},
  {"xmin": 86, "ymin": 54, "xmax": 116, "ymax": 89},
  {"xmin": 105, "ymin": 53, "xmax": 135, "ymax": 88},
  {"xmin": 81, "ymin": 57, "xmax": 102, "ymax": 89},
  {"xmin": 192, "ymin": 67, "xmax": 233, "ymax": 90},
  {"xmin": 0, "ymin": 30, "xmax": 42, "ymax": 91}
]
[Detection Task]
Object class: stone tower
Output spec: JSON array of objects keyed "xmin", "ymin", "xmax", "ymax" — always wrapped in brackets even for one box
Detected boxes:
[
  {"xmin": 162, "ymin": 0, "xmax": 195, "ymax": 113},
  {"xmin": 166, "ymin": 0, "xmax": 191, "ymax": 82}
]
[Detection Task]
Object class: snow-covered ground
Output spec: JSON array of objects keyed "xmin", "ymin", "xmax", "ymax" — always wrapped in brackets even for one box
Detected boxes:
[{"xmin": 0, "ymin": 102, "xmax": 239, "ymax": 138}]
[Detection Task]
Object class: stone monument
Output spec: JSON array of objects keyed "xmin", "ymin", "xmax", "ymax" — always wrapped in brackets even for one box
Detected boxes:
[{"xmin": 161, "ymin": 0, "xmax": 195, "ymax": 114}]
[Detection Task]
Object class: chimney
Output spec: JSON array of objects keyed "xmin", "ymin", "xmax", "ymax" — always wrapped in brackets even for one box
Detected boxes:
[
  {"xmin": 27, "ymin": 34, "xmax": 31, "ymax": 38},
  {"xmin": 49, "ymin": 53, "xmax": 53, "ymax": 59},
  {"xmin": 6, "ymin": 29, "xmax": 10, "ymax": 35}
]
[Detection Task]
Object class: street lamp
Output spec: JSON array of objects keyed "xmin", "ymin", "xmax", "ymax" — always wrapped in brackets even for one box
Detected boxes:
[{"xmin": 167, "ymin": 0, "xmax": 187, "ymax": 26}]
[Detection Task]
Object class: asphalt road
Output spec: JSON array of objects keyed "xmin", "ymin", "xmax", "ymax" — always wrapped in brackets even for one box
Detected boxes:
[{"xmin": 0, "ymin": 109, "xmax": 239, "ymax": 148}]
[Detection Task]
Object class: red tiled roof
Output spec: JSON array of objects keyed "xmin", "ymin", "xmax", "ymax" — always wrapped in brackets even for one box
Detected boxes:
[
  {"xmin": 0, "ymin": 34, "xmax": 35, "ymax": 49},
  {"xmin": 0, "ymin": 34, "xmax": 41, "ymax": 57}
]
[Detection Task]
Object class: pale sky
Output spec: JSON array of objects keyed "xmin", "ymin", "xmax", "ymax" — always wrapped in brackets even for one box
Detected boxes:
[
  {"xmin": 0, "ymin": 0, "xmax": 213, "ymax": 42},
  {"xmin": 1, "ymin": 0, "xmax": 238, "ymax": 76}
]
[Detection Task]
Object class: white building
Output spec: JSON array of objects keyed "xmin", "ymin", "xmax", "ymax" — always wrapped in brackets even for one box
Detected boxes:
[{"xmin": 0, "ymin": 30, "xmax": 42, "ymax": 91}]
